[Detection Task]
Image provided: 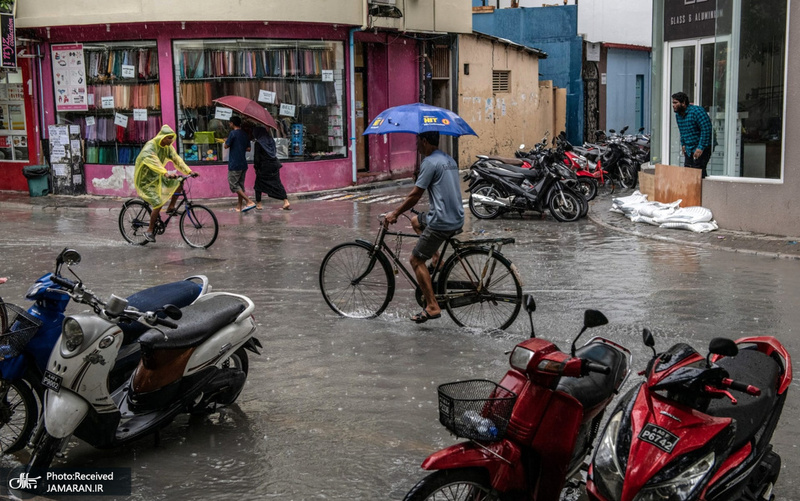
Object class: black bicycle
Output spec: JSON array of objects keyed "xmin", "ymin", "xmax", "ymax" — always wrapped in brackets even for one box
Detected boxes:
[
  {"xmin": 119, "ymin": 175, "xmax": 219, "ymax": 248},
  {"xmin": 319, "ymin": 213, "xmax": 524, "ymax": 330}
]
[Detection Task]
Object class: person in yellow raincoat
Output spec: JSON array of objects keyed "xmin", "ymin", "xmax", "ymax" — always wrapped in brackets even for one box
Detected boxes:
[{"xmin": 134, "ymin": 125, "xmax": 198, "ymax": 242}]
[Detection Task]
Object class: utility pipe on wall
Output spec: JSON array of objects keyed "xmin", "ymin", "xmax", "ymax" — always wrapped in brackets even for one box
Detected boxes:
[{"xmin": 349, "ymin": 0, "xmax": 369, "ymax": 184}]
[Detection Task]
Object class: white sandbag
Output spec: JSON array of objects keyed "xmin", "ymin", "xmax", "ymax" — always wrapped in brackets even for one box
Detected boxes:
[
  {"xmin": 653, "ymin": 206, "xmax": 713, "ymax": 224},
  {"xmin": 659, "ymin": 220, "xmax": 719, "ymax": 233},
  {"xmin": 635, "ymin": 201, "xmax": 681, "ymax": 218},
  {"xmin": 630, "ymin": 215, "xmax": 660, "ymax": 226},
  {"xmin": 612, "ymin": 191, "xmax": 648, "ymax": 206}
]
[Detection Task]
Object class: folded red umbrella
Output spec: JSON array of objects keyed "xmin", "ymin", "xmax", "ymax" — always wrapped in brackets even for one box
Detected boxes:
[{"xmin": 212, "ymin": 95, "xmax": 278, "ymax": 130}]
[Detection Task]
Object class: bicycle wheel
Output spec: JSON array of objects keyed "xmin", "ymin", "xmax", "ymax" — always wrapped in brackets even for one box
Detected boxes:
[
  {"xmin": 118, "ymin": 200, "xmax": 152, "ymax": 246},
  {"xmin": 439, "ymin": 248, "xmax": 522, "ymax": 330},
  {"xmin": 319, "ymin": 243, "xmax": 394, "ymax": 319},
  {"xmin": 180, "ymin": 204, "xmax": 219, "ymax": 249}
]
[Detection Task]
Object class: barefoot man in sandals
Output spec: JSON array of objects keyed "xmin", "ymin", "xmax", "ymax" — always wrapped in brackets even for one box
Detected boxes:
[
  {"xmin": 225, "ymin": 116, "xmax": 256, "ymax": 213},
  {"xmin": 384, "ymin": 131, "xmax": 464, "ymax": 323}
]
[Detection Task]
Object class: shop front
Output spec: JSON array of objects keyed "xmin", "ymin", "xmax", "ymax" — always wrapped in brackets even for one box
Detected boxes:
[
  {"xmin": 651, "ymin": 0, "xmax": 798, "ymax": 235},
  {"xmin": 21, "ymin": 21, "xmax": 420, "ymax": 198}
]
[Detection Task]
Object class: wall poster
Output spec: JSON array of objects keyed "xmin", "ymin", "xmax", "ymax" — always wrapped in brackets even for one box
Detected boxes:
[{"xmin": 51, "ymin": 44, "xmax": 88, "ymax": 111}]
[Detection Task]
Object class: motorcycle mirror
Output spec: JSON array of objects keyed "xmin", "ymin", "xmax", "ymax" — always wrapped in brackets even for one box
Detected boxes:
[
  {"xmin": 163, "ymin": 304, "xmax": 182, "ymax": 320},
  {"xmin": 519, "ymin": 144, "xmax": 526, "ymax": 150},
  {"xmin": 62, "ymin": 249, "xmax": 82, "ymax": 266},
  {"xmin": 609, "ymin": 129, "xmax": 616, "ymax": 134},
  {"xmin": 642, "ymin": 328, "xmax": 657, "ymax": 357},
  {"xmin": 571, "ymin": 309, "xmax": 608, "ymax": 356},
  {"xmin": 708, "ymin": 337, "xmax": 737, "ymax": 357},
  {"xmin": 638, "ymin": 127, "xmax": 645, "ymax": 133},
  {"xmin": 524, "ymin": 295, "xmax": 536, "ymax": 338},
  {"xmin": 584, "ymin": 309, "xmax": 608, "ymax": 329}
]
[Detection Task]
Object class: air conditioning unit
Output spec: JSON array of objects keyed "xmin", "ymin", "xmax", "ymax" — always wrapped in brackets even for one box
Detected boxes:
[{"xmin": 369, "ymin": 0, "xmax": 402, "ymax": 18}]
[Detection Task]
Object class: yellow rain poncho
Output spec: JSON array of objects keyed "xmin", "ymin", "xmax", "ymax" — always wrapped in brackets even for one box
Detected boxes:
[{"xmin": 134, "ymin": 125, "xmax": 193, "ymax": 208}]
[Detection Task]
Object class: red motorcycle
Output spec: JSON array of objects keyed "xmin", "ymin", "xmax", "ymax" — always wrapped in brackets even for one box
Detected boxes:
[
  {"xmin": 403, "ymin": 296, "xmax": 631, "ymax": 501},
  {"xmin": 587, "ymin": 330, "xmax": 792, "ymax": 501}
]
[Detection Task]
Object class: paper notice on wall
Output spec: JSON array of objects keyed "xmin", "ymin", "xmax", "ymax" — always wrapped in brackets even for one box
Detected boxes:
[
  {"xmin": 214, "ymin": 107, "xmax": 233, "ymax": 120},
  {"xmin": 85, "ymin": 116, "xmax": 95, "ymax": 127},
  {"xmin": 322, "ymin": 70, "xmax": 334, "ymax": 82},
  {"xmin": 121, "ymin": 64, "xmax": 135, "ymax": 78},
  {"xmin": 114, "ymin": 113, "xmax": 128, "ymax": 127},
  {"xmin": 258, "ymin": 89, "xmax": 276, "ymax": 104},
  {"xmin": 52, "ymin": 164, "xmax": 68, "ymax": 176},
  {"xmin": 69, "ymin": 125, "xmax": 80, "ymax": 135},
  {"xmin": 87, "ymin": 93, "xmax": 94, "ymax": 106},
  {"xmin": 70, "ymin": 139, "xmax": 81, "ymax": 152},
  {"xmin": 279, "ymin": 103, "xmax": 295, "ymax": 117},
  {"xmin": 133, "ymin": 109, "xmax": 147, "ymax": 121},
  {"xmin": 50, "ymin": 145, "xmax": 66, "ymax": 162},
  {"xmin": 73, "ymin": 174, "xmax": 82, "ymax": 185},
  {"xmin": 101, "ymin": 96, "xmax": 115, "ymax": 109},
  {"xmin": 52, "ymin": 44, "xmax": 88, "ymax": 112}
]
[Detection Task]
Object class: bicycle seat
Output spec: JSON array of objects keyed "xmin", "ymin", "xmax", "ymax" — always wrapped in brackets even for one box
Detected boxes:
[
  {"xmin": 556, "ymin": 343, "xmax": 628, "ymax": 411},
  {"xmin": 138, "ymin": 295, "xmax": 246, "ymax": 351},
  {"xmin": 705, "ymin": 348, "xmax": 781, "ymax": 451}
]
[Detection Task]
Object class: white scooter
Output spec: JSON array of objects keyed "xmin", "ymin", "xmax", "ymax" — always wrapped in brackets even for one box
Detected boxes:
[{"xmin": 26, "ymin": 250, "xmax": 260, "ymax": 470}]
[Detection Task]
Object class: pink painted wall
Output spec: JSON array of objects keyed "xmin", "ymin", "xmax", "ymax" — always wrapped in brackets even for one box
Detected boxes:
[{"xmin": 31, "ymin": 21, "xmax": 420, "ymax": 198}]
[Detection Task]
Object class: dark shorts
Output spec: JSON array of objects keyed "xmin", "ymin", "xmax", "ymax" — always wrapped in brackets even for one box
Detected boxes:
[
  {"xmin": 228, "ymin": 170, "xmax": 247, "ymax": 192},
  {"xmin": 412, "ymin": 211, "xmax": 461, "ymax": 260}
]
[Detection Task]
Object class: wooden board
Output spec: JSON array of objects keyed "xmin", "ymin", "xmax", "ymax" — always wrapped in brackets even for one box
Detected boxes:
[
  {"xmin": 472, "ymin": 6, "xmax": 496, "ymax": 13},
  {"xmin": 638, "ymin": 171, "xmax": 655, "ymax": 200},
  {"xmin": 654, "ymin": 163, "xmax": 702, "ymax": 206}
]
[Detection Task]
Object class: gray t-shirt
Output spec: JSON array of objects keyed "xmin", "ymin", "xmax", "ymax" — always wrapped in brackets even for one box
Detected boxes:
[{"xmin": 415, "ymin": 150, "xmax": 464, "ymax": 231}]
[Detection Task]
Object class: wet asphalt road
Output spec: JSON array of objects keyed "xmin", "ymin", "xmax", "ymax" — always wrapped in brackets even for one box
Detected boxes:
[{"xmin": 0, "ymin": 185, "xmax": 798, "ymax": 500}]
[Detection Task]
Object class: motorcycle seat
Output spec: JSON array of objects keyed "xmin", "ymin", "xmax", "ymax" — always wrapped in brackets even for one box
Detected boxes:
[
  {"xmin": 138, "ymin": 295, "xmax": 246, "ymax": 350},
  {"xmin": 486, "ymin": 155, "xmax": 525, "ymax": 166},
  {"xmin": 120, "ymin": 280, "xmax": 202, "ymax": 345},
  {"xmin": 556, "ymin": 343, "xmax": 629, "ymax": 411},
  {"xmin": 489, "ymin": 162, "xmax": 539, "ymax": 181},
  {"xmin": 705, "ymin": 348, "xmax": 781, "ymax": 452}
]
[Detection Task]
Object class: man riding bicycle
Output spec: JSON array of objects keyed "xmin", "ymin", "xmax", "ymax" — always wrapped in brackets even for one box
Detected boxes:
[
  {"xmin": 384, "ymin": 131, "xmax": 464, "ymax": 323},
  {"xmin": 134, "ymin": 125, "xmax": 198, "ymax": 242}
]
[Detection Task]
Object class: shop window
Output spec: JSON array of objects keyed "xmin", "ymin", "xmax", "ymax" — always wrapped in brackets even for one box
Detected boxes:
[
  {"xmin": 0, "ymin": 71, "xmax": 28, "ymax": 161},
  {"xmin": 55, "ymin": 41, "xmax": 161, "ymax": 165},
  {"xmin": 173, "ymin": 40, "xmax": 346, "ymax": 164},
  {"xmin": 712, "ymin": 0, "xmax": 787, "ymax": 179}
]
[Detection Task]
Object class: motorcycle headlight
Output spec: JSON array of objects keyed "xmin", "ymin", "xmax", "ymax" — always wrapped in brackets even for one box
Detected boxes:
[
  {"xmin": 510, "ymin": 347, "xmax": 535, "ymax": 371},
  {"xmin": 633, "ymin": 452, "xmax": 715, "ymax": 501},
  {"xmin": 592, "ymin": 411, "xmax": 625, "ymax": 499},
  {"xmin": 63, "ymin": 317, "xmax": 84, "ymax": 351}
]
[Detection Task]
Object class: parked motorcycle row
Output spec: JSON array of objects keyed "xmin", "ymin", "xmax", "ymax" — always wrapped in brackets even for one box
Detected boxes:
[
  {"xmin": 402, "ymin": 296, "xmax": 793, "ymax": 501},
  {"xmin": 465, "ymin": 127, "xmax": 651, "ymax": 222},
  {"xmin": 0, "ymin": 249, "xmax": 261, "ymax": 481}
]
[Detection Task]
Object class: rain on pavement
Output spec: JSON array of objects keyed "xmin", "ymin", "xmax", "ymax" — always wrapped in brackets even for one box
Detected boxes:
[{"xmin": 0, "ymin": 184, "xmax": 798, "ymax": 500}]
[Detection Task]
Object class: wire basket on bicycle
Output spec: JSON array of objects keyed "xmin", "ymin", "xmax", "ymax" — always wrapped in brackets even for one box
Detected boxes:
[
  {"xmin": 437, "ymin": 379, "xmax": 517, "ymax": 442},
  {"xmin": 0, "ymin": 302, "xmax": 42, "ymax": 360}
]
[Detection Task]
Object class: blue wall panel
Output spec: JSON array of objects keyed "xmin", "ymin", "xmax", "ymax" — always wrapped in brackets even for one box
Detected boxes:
[
  {"xmin": 473, "ymin": 6, "xmax": 585, "ymax": 143},
  {"xmin": 606, "ymin": 49, "xmax": 652, "ymax": 134}
]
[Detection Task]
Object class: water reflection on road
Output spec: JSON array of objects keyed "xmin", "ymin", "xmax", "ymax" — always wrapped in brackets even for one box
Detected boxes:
[{"xmin": 0, "ymin": 189, "xmax": 798, "ymax": 500}]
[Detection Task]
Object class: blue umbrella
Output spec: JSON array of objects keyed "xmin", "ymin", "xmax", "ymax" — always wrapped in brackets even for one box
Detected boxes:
[{"xmin": 362, "ymin": 103, "xmax": 477, "ymax": 137}]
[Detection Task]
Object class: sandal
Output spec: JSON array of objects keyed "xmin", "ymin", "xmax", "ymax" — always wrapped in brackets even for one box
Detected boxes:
[
  {"xmin": 282, "ymin": 205, "xmax": 292, "ymax": 211},
  {"xmin": 410, "ymin": 309, "xmax": 442, "ymax": 323},
  {"xmin": 242, "ymin": 204, "xmax": 257, "ymax": 213}
]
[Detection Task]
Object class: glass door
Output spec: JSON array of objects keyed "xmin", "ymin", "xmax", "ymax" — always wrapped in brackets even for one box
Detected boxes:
[{"xmin": 664, "ymin": 38, "xmax": 715, "ymax": 166}]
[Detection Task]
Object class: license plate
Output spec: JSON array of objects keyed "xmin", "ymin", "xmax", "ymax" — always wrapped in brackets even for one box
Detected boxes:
[
  {"xmin": 639, "ymin": 423, "xmax": 679, "ymax": 453},
  {"xmin": 42, "ymin": 371, "xmax": 62, "ymax": 392}
]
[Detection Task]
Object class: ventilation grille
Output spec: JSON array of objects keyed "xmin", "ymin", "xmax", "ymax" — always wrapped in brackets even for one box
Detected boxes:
[
  {"xmin": 493, "ymin": 71, "xmax": 510, "ymax": 93},
  {"xmin": 432, "ymin": 46, "xmax": 450, "ymax": 79}
]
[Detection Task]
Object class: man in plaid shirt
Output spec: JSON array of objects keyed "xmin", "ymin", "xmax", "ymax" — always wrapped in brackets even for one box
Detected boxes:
[{"xmin": 672, "ymin": 91, "xmax": 712, "ymax": 178}]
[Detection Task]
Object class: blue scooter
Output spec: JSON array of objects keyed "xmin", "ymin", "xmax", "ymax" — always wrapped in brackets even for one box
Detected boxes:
[{"xmin": 0, "ymin": 248, "xmax": 209, "ymax": 453}]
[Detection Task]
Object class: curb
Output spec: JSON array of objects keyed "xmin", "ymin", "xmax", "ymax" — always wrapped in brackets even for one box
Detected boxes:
[{"xmin": 587, "ymin": 209, "xmax": 800, "ymax": 261}]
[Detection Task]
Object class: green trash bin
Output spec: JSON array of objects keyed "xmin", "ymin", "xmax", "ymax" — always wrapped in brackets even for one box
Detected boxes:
[{"xmin": 22, "ymin": 165, "xmax": 50, "ymax": 197}]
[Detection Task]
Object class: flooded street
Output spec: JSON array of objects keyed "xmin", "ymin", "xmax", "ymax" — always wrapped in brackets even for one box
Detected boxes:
[{"xmin": 0, "ymin": 186, "xmax": 799, "ymax": 500}]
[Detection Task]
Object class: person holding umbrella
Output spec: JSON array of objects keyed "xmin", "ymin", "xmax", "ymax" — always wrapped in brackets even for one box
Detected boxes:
[
  {"xmin": 252, "ymin": 126, "xmax": 291, "ymax": 211},
  {"xmin": 384, "ymin": 131, "xmax": 464, "ymax": 323}
]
